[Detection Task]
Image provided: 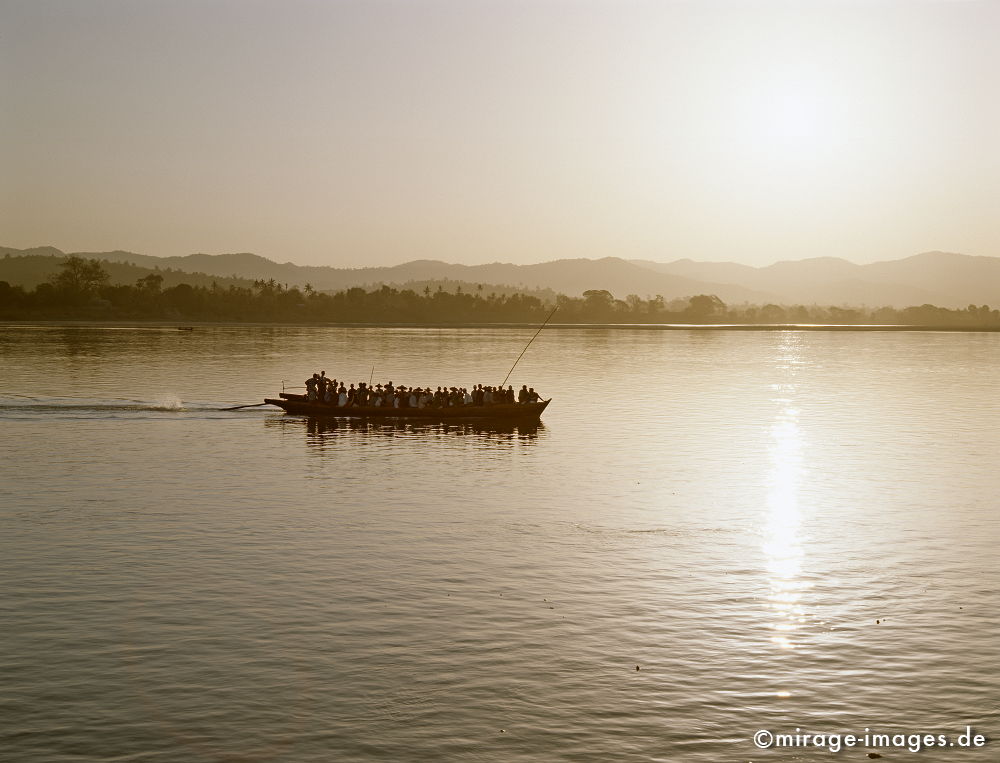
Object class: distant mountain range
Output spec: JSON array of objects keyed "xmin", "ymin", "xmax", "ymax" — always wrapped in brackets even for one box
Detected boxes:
[
  {"xmin": 632, "ymin": 252, "xmax": 1000, "ymax": 308},
  {"xmin": 2, "ymin": 245, "xmax": 998, "ymax": 308}
]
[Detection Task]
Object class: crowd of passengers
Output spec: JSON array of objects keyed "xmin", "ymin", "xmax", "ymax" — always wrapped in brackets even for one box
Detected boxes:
[{"xmin": 304, "ymin": 372, "xmax": 542, "ymax": 408}]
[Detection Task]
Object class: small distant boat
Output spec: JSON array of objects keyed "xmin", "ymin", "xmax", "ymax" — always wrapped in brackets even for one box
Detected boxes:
[{"xmin": 264, "ymin": 392, "xmax": 551, "ymax": 422}]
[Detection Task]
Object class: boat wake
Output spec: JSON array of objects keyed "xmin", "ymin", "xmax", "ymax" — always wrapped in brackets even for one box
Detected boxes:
[{"xmin": 0, "ymin": 393, "xmax": 266, "ymax": 419}]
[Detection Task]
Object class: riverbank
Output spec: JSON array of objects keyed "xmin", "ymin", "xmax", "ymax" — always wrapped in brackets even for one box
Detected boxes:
[{"xmin": 3, "ymin": 320, "xmax": 999, "ymax": 332}]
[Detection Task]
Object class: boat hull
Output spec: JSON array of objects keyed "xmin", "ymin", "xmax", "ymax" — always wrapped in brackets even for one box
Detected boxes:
[{"xmin": 264, "ymin": 395, "xmax": 550, "ymax": 422}]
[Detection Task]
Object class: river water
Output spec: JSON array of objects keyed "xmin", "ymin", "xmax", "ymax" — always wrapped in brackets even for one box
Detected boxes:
[{"xmin": 1, "ymin": 325, "xmax": 998, "ymax": 762}]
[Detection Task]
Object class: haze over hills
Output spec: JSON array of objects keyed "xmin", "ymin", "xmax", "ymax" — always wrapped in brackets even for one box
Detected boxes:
[
  {"xmin": 632, "ymin": 252, "xmax": 1000, "ymax": 307},
  {"xmin": 2, "ymin": 246, "xmax": 998, "ymax": 308}
]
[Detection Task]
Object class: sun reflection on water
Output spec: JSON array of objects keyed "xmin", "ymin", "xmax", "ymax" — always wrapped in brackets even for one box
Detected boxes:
[{"xmin": 764, "ymin": 338, "xmax": 811, "ymax": 652}]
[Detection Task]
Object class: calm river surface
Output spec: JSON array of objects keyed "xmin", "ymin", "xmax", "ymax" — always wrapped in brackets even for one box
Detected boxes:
[{"xmin": 1, "ymin": 325, "xmax": 998, "ymax": 762}]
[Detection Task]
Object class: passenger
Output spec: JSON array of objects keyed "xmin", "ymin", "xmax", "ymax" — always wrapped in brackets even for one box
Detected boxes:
[
  {"xmin": 463, "ymin": 388, "xmax": 473, "ymax": 405},
  {"xmin": 506, "ymin": 385, "xmax": 515, "ymax": 404},
  {"xmin": 527, "ymin": 387, "xmax": 540, "ymax": 403},
  {"xmin": 518, "ymin": 385, "xmax": 529, "ymax": 403},
  {"xmin": 337, "ymin": 384, "xmax": 347, "ymax": 407},
  {"xmin": 306, "ymin": 374, "xmax": 318, "ymax": 401},
  {"xmin": 347, "ymin": 383, "xmax": 356, "ymax": 405},
  {"xmin": 408, "ymin": 389, "xmax": 418, "ymax": 408}
]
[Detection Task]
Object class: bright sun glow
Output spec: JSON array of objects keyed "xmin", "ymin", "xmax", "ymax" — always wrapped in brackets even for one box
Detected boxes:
[
  {"xmin": 734, "ymin": 67, "xmax": 853, "ymax": 166},
  {"xmin": 764, "ymin": 89, "xmax": 830, "ymax": 146}
]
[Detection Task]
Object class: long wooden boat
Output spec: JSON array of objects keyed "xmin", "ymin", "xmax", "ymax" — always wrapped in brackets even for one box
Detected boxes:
[{"xmin": 264, "ymin": 392, "xmax": 551, "ymax": 422}]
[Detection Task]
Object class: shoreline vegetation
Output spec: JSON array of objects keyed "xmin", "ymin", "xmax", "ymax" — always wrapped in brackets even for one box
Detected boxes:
[{"xmin": 2, "ymin": 256, "xmax": 998, "ymax": 330}]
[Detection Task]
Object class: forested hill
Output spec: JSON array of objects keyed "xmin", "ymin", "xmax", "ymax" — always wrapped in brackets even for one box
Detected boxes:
[
  {"xmin": 4, "ymin": 245, "xmax": 1000, "ymax": 308},
  {"xmin": 0, "ymin": 246, "xmax": 773, "ymax": 304},
  {"xmin": 2, "ymin": 255, "xmax": 998, "ymax": 328},
  {"xmin": 0, "ymin": 251, "xmax": 556, "ymax": 302},
  {"xmin": 0, "ymin": 252, "xmax": 258, "ymax": 291}
]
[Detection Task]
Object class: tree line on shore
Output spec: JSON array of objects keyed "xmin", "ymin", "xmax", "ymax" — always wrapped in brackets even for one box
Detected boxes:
[{"xmin": 1, "ymin": 256, "xmax": 998, "ymax": 327}]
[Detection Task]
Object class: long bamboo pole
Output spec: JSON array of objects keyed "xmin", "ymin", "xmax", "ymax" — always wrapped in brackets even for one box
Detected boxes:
[{"xmin": 499, "ymin": 305, "xmax": 558, "ymax": 389}]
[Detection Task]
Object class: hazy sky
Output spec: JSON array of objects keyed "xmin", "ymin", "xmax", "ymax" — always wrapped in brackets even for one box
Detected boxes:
[{"xmin": 2, "ymin": 0, "xmax": 998, "ymax": 267}]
